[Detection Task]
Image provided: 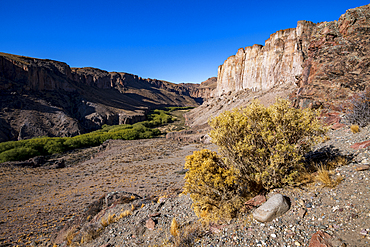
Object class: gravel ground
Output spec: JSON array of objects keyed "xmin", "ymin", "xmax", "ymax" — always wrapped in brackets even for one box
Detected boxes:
[{"xmin": 55, "ymin": 125, "xmax": 370, "ymax": 247}]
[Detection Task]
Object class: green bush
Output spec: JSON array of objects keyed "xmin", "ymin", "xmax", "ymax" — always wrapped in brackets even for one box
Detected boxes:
[
  {"xmin": 0, "ymin": 147, "xmax": 39, "ymax": 162},
  {"xmin": 0, "ymin": 111, "xmax": 165, "ymax": 162}
]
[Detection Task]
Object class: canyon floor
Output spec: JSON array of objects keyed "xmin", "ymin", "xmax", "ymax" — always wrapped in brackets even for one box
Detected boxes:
[{"xmin": 0, "ymin": 121, "xmax": 370, "ymax": 247}]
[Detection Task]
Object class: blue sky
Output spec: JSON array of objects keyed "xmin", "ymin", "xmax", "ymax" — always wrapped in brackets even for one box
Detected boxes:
[{"xmin": 1, "ymin": 0, "xmax": 368, "ymax": 83}]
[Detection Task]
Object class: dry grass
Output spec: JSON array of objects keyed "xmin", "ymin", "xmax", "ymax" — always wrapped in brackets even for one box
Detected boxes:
[
  {"xmin": 170, "ymin": 218, "xmax": 179, "ymax": 237},
  {"xmin": 108, "ymin": 214, "xmax": 116, "ymax": 224},
  {"xmin": 296, "ymin": 155, "xmax": 348, "ymax": 188},
  {"xmin": 173, "ymin": 221, "xmax": 205, "ymax": 247},
  {"xmin": 350, "ymin": 125, "xmax": 360, "ymax": 133},
  {"xmin": 65, "ymin": 228, "xmax": 77, "ymax": 246},
  {"xmin": 118, "ymin": 210, "xmax": 132, "ymax": 219},
  {"xmin": 315, "ymin": 167, "xmax": 344, "ymax": 188},
  {"xmin": 101, "ymin": 216, "xmax": 109, "ymax": 228}
]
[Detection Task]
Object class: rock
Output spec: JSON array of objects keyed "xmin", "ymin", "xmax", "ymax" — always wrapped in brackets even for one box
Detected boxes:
[
  {"xmin": 298, "ymin": 208, "xmax": 307, "ymax": 219},
  {"xmin": 245, "ymin": 195, "xmax": 267, "ymax": 210},
  {"xmin": 209, "ymin": 223, "xmax": 225, "ymax": 234},
  {"xmin": 355, "ymin": 164, "xmax": 370, "ymax": 171},
  {"xmin": 252, "ymin": 194, "xmax": 290, "ymax": 222},
  {"xmin": 350, "ymin": 140, "xmax": 370, "ymax": 149},
  {"xmin": 148, "ymin": 213, "xmax": 161, "ymax": 217},
  {"xmin": 145, "ymin": 218, "xmax": 156, "ymax": 230},
  {"xmin": 99, "ymin": 244, "xmax": 112, "ymax": 247},
  {"xmin": 308, "ymin": 230, "xmax": 345, "ymax": 247},
  {"xmin": 331, "ymin": 123, "xmax": 346, "ymax": 130}
]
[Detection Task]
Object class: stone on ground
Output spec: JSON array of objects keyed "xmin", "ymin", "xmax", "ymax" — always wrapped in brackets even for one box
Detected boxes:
[
  {"xmin": 252, "ymin": 194, "xmax": 290, "ymax": 222},
  {"xmin": 308, "ymin": 230, "xmax": 345, "ymax": 247}
]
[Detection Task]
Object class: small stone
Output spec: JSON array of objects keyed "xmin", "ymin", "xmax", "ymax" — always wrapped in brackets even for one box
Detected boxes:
[
  {"xmin": 100, "ymin": 244, "xmax": 112, "ymax": 247},
  {"xmin": 355, "ymin": 164, "xmax": 370, "ymax": 171},
  {"xmin": 295, "ymin": 241, "xmax": 301, "ymax": 246},
  {"xmin": 145, "ymin": 218, "xmax": 155, "ymax": 230},
  {"xmin": 245, "ymin": 195, "xmax": 267, "ymax": 210},
  {"xmin": 148, "ymin": 213, "xmax": 161, "ymax": 217},
  {"xmin": 271, "ymin": 233, "xmax": 277, "ymax": 238},
  {"xmin": 308, "ymin": 230, "xmax": 344, "ymax": 247},
  {"xmin": 298, "ymin": 208, "xmax": 307, "ymax": 219},
  {"xmin": 350, "ymin": 140, "xmax": 370, "ymax": 150},
  {"xmin": 253, "ymin": 194, "xmax": 290, "ymax": 222}
]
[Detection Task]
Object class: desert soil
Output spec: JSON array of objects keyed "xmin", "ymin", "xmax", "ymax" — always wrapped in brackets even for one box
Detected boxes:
[
  {"xmin": 1, "ymin": 123, "xmax": 370, "ymax": 247},
  {"xmin": 0, "ymin": 137, "xmax": 216, "ymax": 246}
]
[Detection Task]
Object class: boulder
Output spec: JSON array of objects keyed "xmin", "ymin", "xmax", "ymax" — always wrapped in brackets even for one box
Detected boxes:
[{"xmin": 252, "ymin": 194, "xmax": 290, "ymax": 222}]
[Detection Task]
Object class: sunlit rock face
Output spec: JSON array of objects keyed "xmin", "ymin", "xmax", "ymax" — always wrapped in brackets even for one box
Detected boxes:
[{"xmin": 216, "ymin": 21, "xmax": 315, "ymax": 96}]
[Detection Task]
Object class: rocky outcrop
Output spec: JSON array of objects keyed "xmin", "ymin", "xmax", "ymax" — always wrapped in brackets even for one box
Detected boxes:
[
  {"xmin": 292, "ymin": 4, "xmax": 370, "ymax": 110},
  {"xmin": 216, "ymin": 4, "xmax": 370, "ymax": 112},
  {"xmin": 179, "ymin": 77, "xmax": 217, "ymax": 100}
]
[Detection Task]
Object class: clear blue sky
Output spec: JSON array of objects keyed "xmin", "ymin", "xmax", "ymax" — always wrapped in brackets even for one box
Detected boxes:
[{"xmin": 1, "ymin": 0, "xmax": 368, "ymax": 83}]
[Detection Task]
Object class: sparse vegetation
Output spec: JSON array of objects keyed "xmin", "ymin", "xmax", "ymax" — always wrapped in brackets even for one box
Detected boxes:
[
  {"xmin": 0, "ymin": 107, "xmax": 191, "ymax": 163},
  {"xmin": 346, "ymin": 88, "xmax": 370, "ymax": 127},
  {"xmin": 184, "ymin": 99, "xmax": 327, "ymax": 223},
  {"xmin": 315, "ymin": 167, "xmax": 344, "ymax": 188},
  {"xmin": 170, "ymin": 218, "xmax": 179, "ymax": 237},
  {"xmin": 350, "ymin": 124, "xmax": 360, "ymax": 133}
]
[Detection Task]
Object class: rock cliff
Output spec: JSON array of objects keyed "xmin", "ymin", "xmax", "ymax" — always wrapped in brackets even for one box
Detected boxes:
[
  {"xmin": 182, "ymin": 4, "xmax": 370, "ymax": 136},
  {"xmin": 179, "ymin": 77, "xmax": 217, "ymax": 100},
  {"xmin": 216, "ymin": 21, "xmax": 315, "ymax": 96},
  {"xmin": 0, "ymin": 53, "xmax": 206, "ymax": 142},
  {"xmin": 292, "ymin": 4, "xmax": 370, "ymax": 110},
  {"xmin": 216, "ymin": 4, "xmax": 370, "ymax": 111}
]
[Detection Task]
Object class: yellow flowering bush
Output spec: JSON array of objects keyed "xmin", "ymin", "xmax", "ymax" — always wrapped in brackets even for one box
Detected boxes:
[
  {"xmin": 183, "ymin": 149, "xmax": 245, "ymax": 223},
  {"xmin": 209, "ymin": 99, "xmax": 326, "ymax": 190}
]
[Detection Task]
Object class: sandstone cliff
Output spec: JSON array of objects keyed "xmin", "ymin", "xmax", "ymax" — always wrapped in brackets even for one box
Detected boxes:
[
  {"xmin": 216, "ymin": 21, "xmax": 315, "ymax": 96},
  {"xmin": 0, "ymin": 53, "xmax": 205, "ymax": 142}
]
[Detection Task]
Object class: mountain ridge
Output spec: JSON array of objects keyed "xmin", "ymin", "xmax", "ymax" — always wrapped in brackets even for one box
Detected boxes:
[{"xmin": 0, "ymin": 52, "xmax": 215, "ymax": 142}]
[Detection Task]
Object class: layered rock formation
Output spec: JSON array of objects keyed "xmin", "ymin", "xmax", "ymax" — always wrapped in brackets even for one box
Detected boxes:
[
  {"xmin": 292, "ymin": 4, "xmax": 370, "ymax": 110},
  {"xmin": 179, "ymin": 77, "xmax": 217, "ymax": 100},
  {"xmin": 216, "ymin": 4, "xmax": 370, "ymax": 112},
  {"xmin": 217, "ymin": 21, "xmax": 315, "ymax": 96},
  {"xmin": 0, "ymin": 53, "xmax": 207, "ymax": 142}
]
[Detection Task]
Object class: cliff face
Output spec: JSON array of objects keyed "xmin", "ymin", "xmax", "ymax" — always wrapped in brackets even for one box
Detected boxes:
[
  {"xmin": 216, "ymin": 4, "xmax": 370, "ymax": 109},
  {"xmin": 292, "ymin": 4, "xmax": 370, "ymax": 110},
  {"xmin": 179, "ymin": 77, "xmax": 217, "ymax": 100},
  {"xmin": 216, "ymin": 21, "xmax": 315, "ymax": 96},
  {"xmin": 0, "ymin": 53, "xmax": 204, "ymax": 142}
]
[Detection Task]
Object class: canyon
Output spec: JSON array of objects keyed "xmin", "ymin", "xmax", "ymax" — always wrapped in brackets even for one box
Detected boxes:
[{"xmin": 0, "ymin": 53, "xmax": 215, "ymax": 142}]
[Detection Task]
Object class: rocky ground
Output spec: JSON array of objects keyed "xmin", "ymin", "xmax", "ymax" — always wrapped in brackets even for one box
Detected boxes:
[{"xmin": 1, "ymin": 121, "xmax": 370, "ymax": 247}]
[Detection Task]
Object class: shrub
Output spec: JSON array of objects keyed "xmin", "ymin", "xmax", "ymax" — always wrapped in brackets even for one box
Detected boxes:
[
  {"xmin": 0, "ymin": 147, "xmax": 39, "ymax": 162},
  {"xmin": 208, "ymin": 99, "xmax": 326, "ymax": 191},
  {"xmin": 183, "ymin": 149, "xmax": 245, "ymax": 223},
  {"xmin": 350, "ymin": 125, "xmax": 360, "ymax": 133},
  {"xmin": 346, "ymin": 88, "xmax": 370, "ymax": 127}
]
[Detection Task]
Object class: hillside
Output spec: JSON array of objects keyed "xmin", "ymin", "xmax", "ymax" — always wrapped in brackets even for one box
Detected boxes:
[{"xmin": 0, "ymin": 53, "xmax": 212, "ymax": 142}]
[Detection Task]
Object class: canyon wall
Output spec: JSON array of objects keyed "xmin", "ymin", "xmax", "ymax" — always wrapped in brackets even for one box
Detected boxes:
[
  {"xmin": 0, "ymin": 53, "xmax": 205, "ymax": 141},
  {"xmin": 215, "ymin": 4, "xmax": 370, "ymax": 112},
  {"xmin": 216, "ymin": 20, "xmax": 315, "ymax": 96}
]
